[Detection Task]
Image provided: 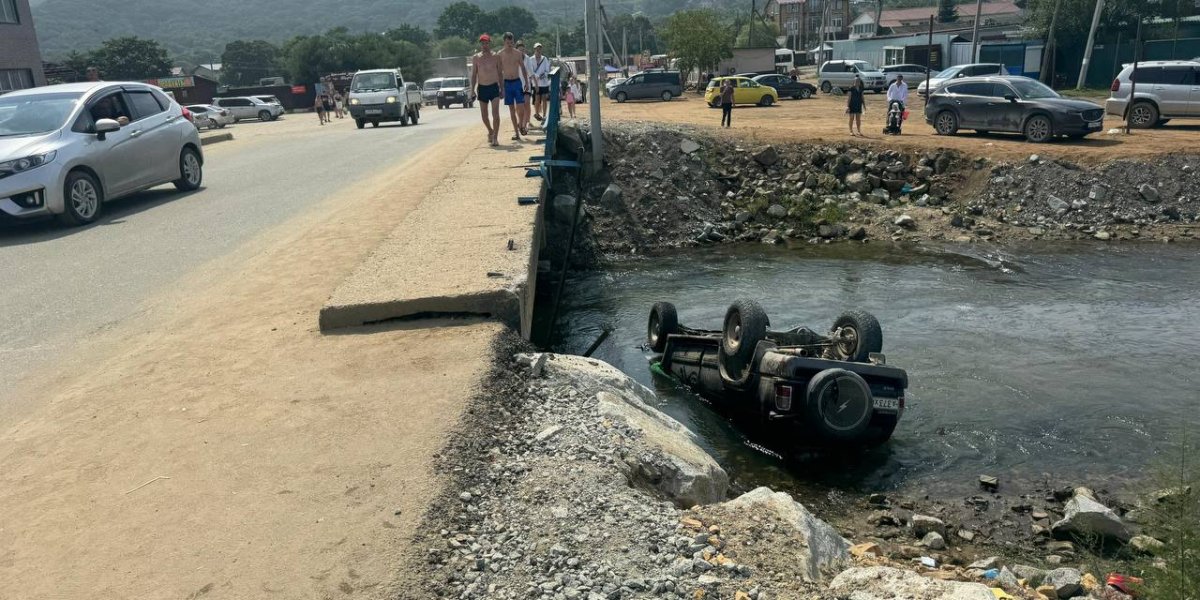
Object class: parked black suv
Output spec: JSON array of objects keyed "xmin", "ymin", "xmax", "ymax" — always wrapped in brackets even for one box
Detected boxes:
[
  {"xmin": 926, "ymin": 75, "xmax": 1104, "ymax": 143},
  {"xmin": 751, "ymin": 74, "xmax": 817, "ymax": 100},
  {"xmin": 608, "ymin": 71, "xmax": 683, "ymax": 102}
]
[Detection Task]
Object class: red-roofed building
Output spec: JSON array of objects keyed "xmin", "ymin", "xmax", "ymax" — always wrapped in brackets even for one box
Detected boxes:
[{"xmin": 849, "ymin": 0, "xmax": 1023, "ymax": 39}]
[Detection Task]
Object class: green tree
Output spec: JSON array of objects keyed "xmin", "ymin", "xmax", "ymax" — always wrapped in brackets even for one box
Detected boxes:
[
  {"xmin": 90, "ymin": 36, "xmax": 172, "ymax": 80},
  {"xmin": 60, "ymin": 50, "xmax": 93, "ymax": 82},
  {"xmin": 1142, "ymin": 439, "xmax": 1200, "ymax": 600},
  {"xmin": 435, "ymin": 1, "xmax": 486, "ymax": 39},
  {"xmin": 220, "ymin": 40, "xmax": 280, "ymax": 86},
  {"xmin": 433, "ymin": 36, "xmax": 475, "ymax": 58},
  {"xmin": 391, "ymin": 39, "xmax": 432, "ymax": 83},
  {"xmin": 386, "ymin": 24, "xmax": 432, "ymax": 48},
  {"xmin": 490, "ymin": 6, "xmax": 539, "ymax": 40},
  {"xmin": 936, "ymin": 0, "xmax": 958, "ymax": 23},
  {"xmin": 735, "ymin": 20, "xmax": 780, "ymax": 48},
  {"xmin": 1023, "ymin": 0, "xmax": 1175, "ymax": 42},
  {"xmin": 661, "ymin": 10, "xmax": 732, "ymax": 79},
  {"xmin": 609, "ymin": 13, "xmax": 660, "ymax": 55}
]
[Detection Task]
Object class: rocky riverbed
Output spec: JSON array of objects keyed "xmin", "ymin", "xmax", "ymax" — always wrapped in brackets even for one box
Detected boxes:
[
  {"xmin": 403, "ymin": 334, "xmax": 1173, "ymax": 600},
  {"xmin": 549, "ymin": 122, "xmax": 1199, "ymax": 259}
]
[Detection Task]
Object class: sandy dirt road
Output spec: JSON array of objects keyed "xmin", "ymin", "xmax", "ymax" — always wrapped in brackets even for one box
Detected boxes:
[
  {"xmin": 0, "ymin": 114, "xmax": 512, "ymax": 599},
  {"xmin": 600, "ymin": 91, "xmax": 1196, "ymax": 164}
]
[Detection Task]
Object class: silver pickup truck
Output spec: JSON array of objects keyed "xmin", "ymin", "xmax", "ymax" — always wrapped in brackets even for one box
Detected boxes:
[{"xmin": 348, "ymin": 69, "xmax": 423, "ymax": 129}]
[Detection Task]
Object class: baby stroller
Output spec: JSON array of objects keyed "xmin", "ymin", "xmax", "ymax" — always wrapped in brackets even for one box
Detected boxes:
[{"xmin": 883, "ymin": 100, "xmax": 905, "ymax": 135}]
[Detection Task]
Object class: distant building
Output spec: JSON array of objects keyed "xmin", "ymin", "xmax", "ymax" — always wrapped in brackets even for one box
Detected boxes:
[
  {"xmin": 764, "ymin": 0, "xmax": 853, "ymax": 63},
  {"xmin": 0, "ymin": 0, "xmax": 48, "ymax": 92},
  {"xmin": 851, "ymin": 0, "xmax": 1024, "ymax": 38}
]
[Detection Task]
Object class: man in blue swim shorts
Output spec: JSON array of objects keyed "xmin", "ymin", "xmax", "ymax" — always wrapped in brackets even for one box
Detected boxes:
[{"xmin": 497, "ymin": 31, "xmax": 531, "ymax": 142}]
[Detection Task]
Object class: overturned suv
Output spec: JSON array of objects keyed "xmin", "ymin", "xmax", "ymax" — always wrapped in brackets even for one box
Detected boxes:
[{"xmin": 647, "ymin": 300, "xmax": 907, "ymax": 447}]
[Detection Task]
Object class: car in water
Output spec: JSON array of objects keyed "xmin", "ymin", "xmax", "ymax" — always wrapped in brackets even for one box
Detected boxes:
[
  {"xmin": 917, "ymin": 63, "xmax": 1006, "ymax": 96},
  {"xmin": 817, "ymin": 60, "xmax": 887, "ymax": 94},
  {"xmin": 422, "ymin": 77, "xmax": 445, "ymax": 105},
  {"xmin": 751, "ymin": 73, "xmax": 817, "ymax": 100},
  {"xmin": 1105, "ymin": 60, "xmax": 1200, "ymax": 128},
  {"xmin": 186, "ymin": 104, "xmax": 233, "ymax": 129},
  {"xmin": 647, "ymin": 300, "xmax": 907, "ymax": 448},
  {"xmin": 926, "ymin": 75, "xmax": 1105, "ymax": 143},
  {"xmin": 436, "ymin": 76, "xmax": 472, "ymax": 109},
  {"xmin": 704, "ymin": 77, "xmax": 781, "ymax": 107},
  {"xmin": 0, "ymin": 82, "xmax": 204, "ymax": 226},
  {"xmin": 211, "ymin": 96, "xmax": 283, "ymax": 122}
]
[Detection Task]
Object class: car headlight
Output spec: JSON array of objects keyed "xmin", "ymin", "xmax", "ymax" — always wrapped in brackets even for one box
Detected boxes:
[
  {"xmin": 350, "ymin": 98, "xmax": 360, "ymax": 105},
  {"xmin": 386, "ymin": 96, "xmax": 398, "ymax": 103},
  {"xmin": 0, "ymin": 151, "xmax": 57, "ymax": 176}
]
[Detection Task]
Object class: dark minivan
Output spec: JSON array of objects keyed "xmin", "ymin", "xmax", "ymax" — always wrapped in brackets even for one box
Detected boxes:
[{"xmin": 608, "ymin": 70, "xmax": 683, "ymax": 103}]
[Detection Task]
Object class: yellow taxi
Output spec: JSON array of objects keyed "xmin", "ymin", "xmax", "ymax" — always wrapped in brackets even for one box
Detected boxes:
[{"xmin": 704, "ymin": 77, "xmax": 780, "ymax": 107}]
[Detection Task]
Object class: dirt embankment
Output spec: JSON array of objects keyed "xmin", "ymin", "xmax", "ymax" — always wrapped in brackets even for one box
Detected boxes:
[{"xmin": 549, "ymin": 122, "xmax": 1199, "ymax": 259}]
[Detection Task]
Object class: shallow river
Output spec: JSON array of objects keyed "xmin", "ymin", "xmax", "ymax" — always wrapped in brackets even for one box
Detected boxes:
[{"xmin": 542, "ymin": 242, "xmax": 1200, "ymax": 498}]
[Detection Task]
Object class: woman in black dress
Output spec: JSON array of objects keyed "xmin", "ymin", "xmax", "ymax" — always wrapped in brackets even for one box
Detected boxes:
[{"xmin": 846, "ymin": 76, "xmax": 865, "ymax": 137}]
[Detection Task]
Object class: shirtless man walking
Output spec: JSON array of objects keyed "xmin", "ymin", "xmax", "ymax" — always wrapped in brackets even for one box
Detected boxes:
[
  {"xmin": 469, "ymin": 34, "xmax": 504, "ymax": 146},
  {"xmin": 497, "ymin": 32, "xmax": 531, "ymax": 142}
]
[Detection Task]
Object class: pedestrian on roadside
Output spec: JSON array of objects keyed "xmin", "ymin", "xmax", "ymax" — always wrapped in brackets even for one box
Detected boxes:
[
  {"xmin": 565, "ymin": 75, "xmax": 579, "ymax": 119},
  {"xmin": 719, "ymin": 79, "xmax": 734, "ymax": 128},
  {"xmin": 884, "ymin": 74, "xmax": 909, "ymax": 135},
  {"xmin": 469, "ymin": 33, "xmax": 505, "ymax": 146},
  {"xmin": 334, "ymin": 92, "xmax": 345, "ymax": 119},
  {"xmin": 516, "ymin": 40, "xmax": 533, "ymax": 134},
  {"xmin": 314, "ymin": 94, "xmax": 327, "ymax": 125},
  {"xmin": 530, "ymin": 43, "xmax": 551, "ymax": 123},
  {"xmin": 498, "ymin": 32, "xmax": 532, "ymax": 142},
  {"xmin": 846, "ymin": 76, "xmax": 865, "ymax": 136}
]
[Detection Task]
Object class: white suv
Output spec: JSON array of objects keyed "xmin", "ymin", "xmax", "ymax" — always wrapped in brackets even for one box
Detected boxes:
[
  {"xmin": 818, "ymin": 60, "xmax": 887, "ymax": 94},
  {"xmin": 212, "ymin": 96, "xmax": 283, "ymax": 122},
  {"xmin": 1106, "ymin": 60, "xmax": 1200, "ymax": 128}
]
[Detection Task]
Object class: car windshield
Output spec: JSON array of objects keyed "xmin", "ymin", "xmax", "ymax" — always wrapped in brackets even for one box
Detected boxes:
[
  {"xmin": 351, "ymin": 73, "xmax": 396, "ymax": 91},
  {"xmin": 853, "ymin": 62, "xmax": 878, "ymax": 72},
  {"xmin": 1010, "ymin": 79, "xmax": 1060, "ymax": 99},
  {"xmin": 0, "ymin": 92, "xmax": 82, "ymax": 137},
  {"xmin": 442, "ymin": 78, "xmax": 467, "ymax": 88}
]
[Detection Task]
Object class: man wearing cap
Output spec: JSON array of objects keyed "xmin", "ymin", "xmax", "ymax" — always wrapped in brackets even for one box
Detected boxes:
[
  {"xmin": 497, "ymin": 32, "xmax": 531, "ymax": 142},
  {"xmin": 529, "ymin": 43, "xmax": 552, "ymax": 122},
  {"xmin": 470, "ymin": 33, "xmax": 505, "ymax": 146}
]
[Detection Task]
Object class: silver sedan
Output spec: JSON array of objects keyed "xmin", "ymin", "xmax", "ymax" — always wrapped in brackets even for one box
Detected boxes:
[{"xmin": 0, "ymin": 81, "xmax": 204, "ymax": 226}]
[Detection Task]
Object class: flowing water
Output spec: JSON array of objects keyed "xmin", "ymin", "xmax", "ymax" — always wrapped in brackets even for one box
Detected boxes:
[{"xmin": 541, "ymin": 242, "xmax": 1200, "ymax": 499}]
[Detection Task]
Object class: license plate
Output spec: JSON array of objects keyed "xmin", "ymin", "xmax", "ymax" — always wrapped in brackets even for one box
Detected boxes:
[
  {"xmin": 873, "ymin": 397, "xmax": 900, "ymax": 412},
  {"xmin": 1088, "ymin": 121, "xmax": 1102, "ymax": 128},
  {"xmin": 365, "ymin": 109, "xmax": 382, "ymax": 115}
]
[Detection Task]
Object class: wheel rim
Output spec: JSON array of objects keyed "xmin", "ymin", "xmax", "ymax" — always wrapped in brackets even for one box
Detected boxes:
[
  {"xmin": 834, "ymin": 326, "xmax": 859, "ymax": 360},
  {"xmin": 71, "ymin": 179, "xmax": 98, "ymax": 219},
  {"xmin": 937, "ymin": 113, "xmax": 955, "ymax": 133},
  {"xmin": 726, "ymin": 314, "xmax": 742, "ymax": 352},
  {"xmin": 648, "ymin": 314, "xmax": 661, "ymax": 346},
  {"xmin": 821, "ymin": 82, "xmax": 831, "ymax": 93},
  {"xmin": 661, "ymin": 91, "xmax": 670, "ymax": 101},
  {"xmin": 1028, "ymin": 117, "xmax": 1050, "ymax": 141},
  {"xmin": 801, "ymin": 89, "xmax": 811, "ymax": 99},
  {"xmin": 1131, "ymin": 105, "xmax": 1153, "ymax": 126},
  {"xmin": 183, "ymin": 152, "xmax": 201, "ymax": 185}
]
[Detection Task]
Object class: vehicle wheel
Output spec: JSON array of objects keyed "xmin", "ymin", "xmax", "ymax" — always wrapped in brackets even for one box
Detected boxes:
[
  {"xmin": 829, "ymin": 311, "xmax": 883, "ymax": 363},
  {"xmin": 799, "ymin": 88, "xmax": 813, "ymax": 99},
  {"xmin": 647, "ymin": 302, "xmax": 679, "ymax": 353},
  {"xmin": 616, "ymin": 92, "xmax": 628, "ymax": 103},
  {"xmin": 719, "ymin": 299, "xmax": 769, "ymax": 386},
  {"xmin": 660, "ymin": 90, "xmax": 673, "ymax": 102},
  {"xmin": 399, "ymin": 111, "xmax": 409, "ymax": 126},
  {"xmin": 805, "ymin": 368, "xmax": 875, "ymax": 442},
  {"xmin": 258, "ymin": 110, "xmax": 271, "ymax": 121},
  {"xmin": 863, "ymin": 415, "xmax": 900, "ymax": 447},
  {"xmin": 217, "ymin": 122, "xmax": 227, "ymax": 129},
  {"xmin": 355, "ymin": 118, "xmax": 365, "ymax": 129},
  {"xmin": 1023, "ymin": 114, "xmax": 1053, "ymax": 143},
  {"xmin": 438, "ymin": 101, "xmax": 444, "ymax": 109},
  {"xmin": 709, "ymin": 101, "xmax": 719, "ymax": 109},
  {"xmin": 207, "ymin": 120, "xmax": 219, "ymax": 130},
  {"xmin": 820, "ymin": 80, "xmax": 832, "ymax": 93},
  {"xmin": 172, "ymin": 147, "xmax": 203, "ymax": 191},
  {"xmin": 411, "ymin": 107, "xmax": 419, "ymax": 125},
  {"xmin": 759, "ymin": 95, "xmax": 773, "ymax": 107},
  {"xmin": 934, "ymin": 110, "xmax": 959, "ymax": 136},
  {"xmin": 58, "ymin": 170, "xmax": 103, "ymax": 226},
  {"xmin": 1128, "ymin": 101, "xmax": 1158, "ymax": 129},
  {"xmin": 371, "ymin": 121, "xmax": 379, "ymax": 128}
]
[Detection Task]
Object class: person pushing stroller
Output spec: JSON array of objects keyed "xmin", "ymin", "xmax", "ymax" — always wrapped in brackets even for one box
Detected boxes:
[{"xmin": 883, "ymin": 74, "xmax": 909, "ymax": 135}]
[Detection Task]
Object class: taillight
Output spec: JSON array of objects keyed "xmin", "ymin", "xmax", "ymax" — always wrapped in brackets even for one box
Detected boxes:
[
  {"xmin": 774, "ymin": 383, "xmax": 793, "ymax": 411},
  {"xmin": 1110, "ymin": 78, "xmax": 1120, "ymax": 92},
  {"xmin": 181, "ymin": 106, "xmax": 193, "ymax": 122}
]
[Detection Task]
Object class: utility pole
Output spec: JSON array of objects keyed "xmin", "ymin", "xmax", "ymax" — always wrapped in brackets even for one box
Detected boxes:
[
  {"xmin": 1040, "ymin": 0, "xmax": 1061, "ymax": 85},
  {"xmin": 969, "ymin": 0, "xmax": 984, "ymax": 62},
  {"xmin": 556, "ymin": 25, "xmax": 561, "ymax": 59},
  {"xmin": 750, "ymin": 0, "xmax": 755, "ymax": 48},
  {"xmin": 585, "ymin": 0, "xmax": 604, "ymax": 170},
  {"xmin": 925, "ymin": 15, "xmax": 934, "ymax": 108},
  {"xmin": 1125, "ymin": 14, "xmax": 1142, "ymax": 134},
  {"xmin": 622, "ymin": 28, "xmax": 628, "ymax": 76},
  {"xmin": 1077, "ymin": 0, "xmax": 1105, "ymax": 89}
]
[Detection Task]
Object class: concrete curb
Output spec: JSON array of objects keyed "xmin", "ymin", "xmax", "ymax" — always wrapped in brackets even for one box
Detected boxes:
[{"xmin": 200, "ymin": 132, "xmax": 234, "ymax": 146}]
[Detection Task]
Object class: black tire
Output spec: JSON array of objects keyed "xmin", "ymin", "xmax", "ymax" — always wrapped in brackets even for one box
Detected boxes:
[
  {"xmin": 58, "ymin": 170, "xmax": 103, "ymax": 226},
  {"xmin": 709, "ymin": 101, "xmax": 720, "ymax": 108},
  {"xmin": 805, "ymin": 368, "xmax": 875, "ymax": 442},
  {"xmin": 719, "ymin": 299, "xmax": 769, "ymax": 386},
  {"xmin": 438, "ymin": 101, "xmax": 444, "ymax": 109},
  {"xmin": 759, "ymin": 95, "xmax": 773, "ymax": 107},
  {"xmin": 820, "ymin": 80, "xmax": 832, "ymax": 93},
  {"xmin": 647, "ymin": 302, "xmax": 679, "ymax": 353},
  {"xmin": 799, "ymin": 88, "xmax": 813, "ymax": 99},
  {"xmin": 1024, "ymin": 114, "xmax": 1053, "ymax": 143},
  {"xmin": 355, "ymin": 118, "xmax": 365, "ymax": 129},
  {"xmin": 829, "ymin": 311, "xmax": 883, "ymax": 363},
  {"xmin": 1128, "ymin": 101, "xmax": 1158, "ymax": 129},
  {"xmin": 411, "ymin": 107, "xmax": 419, "ymax": 125},
  {"xmin": 172, "ymin": 147, "xmax": 203, "ymax": 191},
  {"xmin": 616, "ymin": 91, "xmax": 628, "ymax": 103},
  {"xmin": 399, "ymin": 110, "xmax": 409, "ymax": 126},
  {"xmin": 207, "ymin": 120, "xmax": 219, "ymax": 130},
  {"xmin": 660, "ymin": 90, "xmax": 673, "ymax": 101},
  {"xmin": 258, "ymin": 110, "xmax": 271, "ymax": 121},
  {"xmin": 934, "ymin": 110, "xmax": 959, "ymax": 136},
  {"xmin": 371, "ymin": 121, "xmax": 379, "ymax": 128}
]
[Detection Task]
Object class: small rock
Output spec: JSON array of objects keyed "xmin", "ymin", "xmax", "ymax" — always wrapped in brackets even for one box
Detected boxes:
[
  {"xmin": 956, "ymin": 529, "xmax": 976, "ymax": 542},
  {"xmin": 1129, "ymin": 534, "xmax": 1165, "ymax": 555},
  {"xmin": 531, "ymin": 353, "xmax": 548, "ymax": 377},
  {"xmin": 968, "ymin": 557, "xmax": 1000, "ymax": 570},
  {"xmin": 1012, "ymin": 565, "xmax": 1047, "ymax": 586},
  {"xmin": 848, "ymin": 226, "xmax": 868, "ymax": 241},
  {"xmin": 753, "ymin": 146, "xmax": 779, "ymax": 167},
  {"xmin": 1028, "ymin": 226, "xmax": 1046, "ymax": 236},
  {"xmin": 1138, "ymin": 184, "xmax": 1161, "ymax": 203},
  {"xmin": 920, "ymin": 531, "xmax": 946, "ymax": 550},
  {"xmin": 459, "ymin": 491, "xmax": 473, "ymax": 502},
  {"xmin": 1051, "ymin": 492, "xmax": 1131, "ymax": 543},
  {"xmin": 766, "ymin": 204, "xmax": 787, "ymax": 218},
  {"xmin": 680, "ymin": 139, "xmax": 701, "ymax": 154},
  {"xmin": 1045, "ymin": 554, "xmax": 1065, "ymax": 565},
  {"xmin": 1088, "ymin": 185, "xmax": 1109, "ymax": 202},
  {"xmin": 600, "ymin": 183, "xmax": 623, "ymax": 207},
  {"xmin": 1047, "ymin": 196, "xmax": 1069, "ymax": 211},
  {"xmin": 1044, "ymin": 568, "xmax": 1083, "ymax": 599},
  {"xmin": 849, "ymin": 542, "xmax": 881, "ymax": 558},
  {"xmin": 1029, "ymin": 154, "xmax": 1040, "ymax": 163},
  {"xmin": 534, "ymin": 424, "xmax": 563, "ymax": 442},
  {"xmin": 911, "ymin": 514, "xmax": 947, "ymax": 538},
  {"xmin": 734, "ymin": 210, "xmax": 752, "ymax": 224},
  {"xmin": 1094, "ymin": 231, "xmax": 1111, "ymax": 241},
  {"xmin": 894, "ymin": 214, "xmax": 916, "ymax": 229},
  {"xmin": 979, "ymin": 475, "xmax": 999, "ymax": 491}
]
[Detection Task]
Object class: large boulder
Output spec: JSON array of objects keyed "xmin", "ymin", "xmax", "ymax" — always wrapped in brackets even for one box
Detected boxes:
[
  {"xmin": 1051, "ymin": 492, "xmax": 1132, "ymax": 543},
  {"xmin": 723, "ymin": 487, "xmax": 850, "ymax": 581},
  {"xmin": 527, "ymin": 354, "xmax": 729, "ymax": 507},
  {"xmin": 829, "ymin": 567, "xmax": 994, "ymax": 600}
]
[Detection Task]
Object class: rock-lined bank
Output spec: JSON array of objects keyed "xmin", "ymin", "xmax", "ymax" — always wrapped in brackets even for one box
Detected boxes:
[
  {"xmin": 402, "ymin": 336, "xmax": 1167, "ymax": 600},
  {"xmin": 549, "ymin": 123, "xmax": 1199, "ymax": 258}
]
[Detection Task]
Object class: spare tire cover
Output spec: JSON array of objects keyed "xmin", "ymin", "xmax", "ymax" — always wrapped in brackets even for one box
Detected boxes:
[{"xmin": 805, "ymin": 368, "xmax": 874, "ymax": 441}]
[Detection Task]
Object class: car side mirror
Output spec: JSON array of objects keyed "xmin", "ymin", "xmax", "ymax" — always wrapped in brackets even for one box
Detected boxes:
[
  {"xmin": 1004, "ymin": 94, "xmax": 1018, "ymax": 102},
  {"xmin": 94, "ymin": 118, "xmax": 120, "ymax": 140}
]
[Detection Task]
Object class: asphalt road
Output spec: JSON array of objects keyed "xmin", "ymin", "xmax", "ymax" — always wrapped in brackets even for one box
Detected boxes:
[{"xmin": 0, "ymin": 106, "xmax": 479, "ymax": 407}]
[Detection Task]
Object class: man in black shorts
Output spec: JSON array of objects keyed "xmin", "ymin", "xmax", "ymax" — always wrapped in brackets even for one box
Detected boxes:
[
  {"xmin": 530, "ymin": 43, "xmax": 552, "ymax": 122},
  {"xmin": 470, "ymin": 34, "xmax": 505, "ymax": 146}
]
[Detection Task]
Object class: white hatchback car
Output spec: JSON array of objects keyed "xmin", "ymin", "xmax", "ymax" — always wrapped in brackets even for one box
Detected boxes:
[{"xmin": 0, "ymin": 82, "xmax": 204, "ymax": 226}]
